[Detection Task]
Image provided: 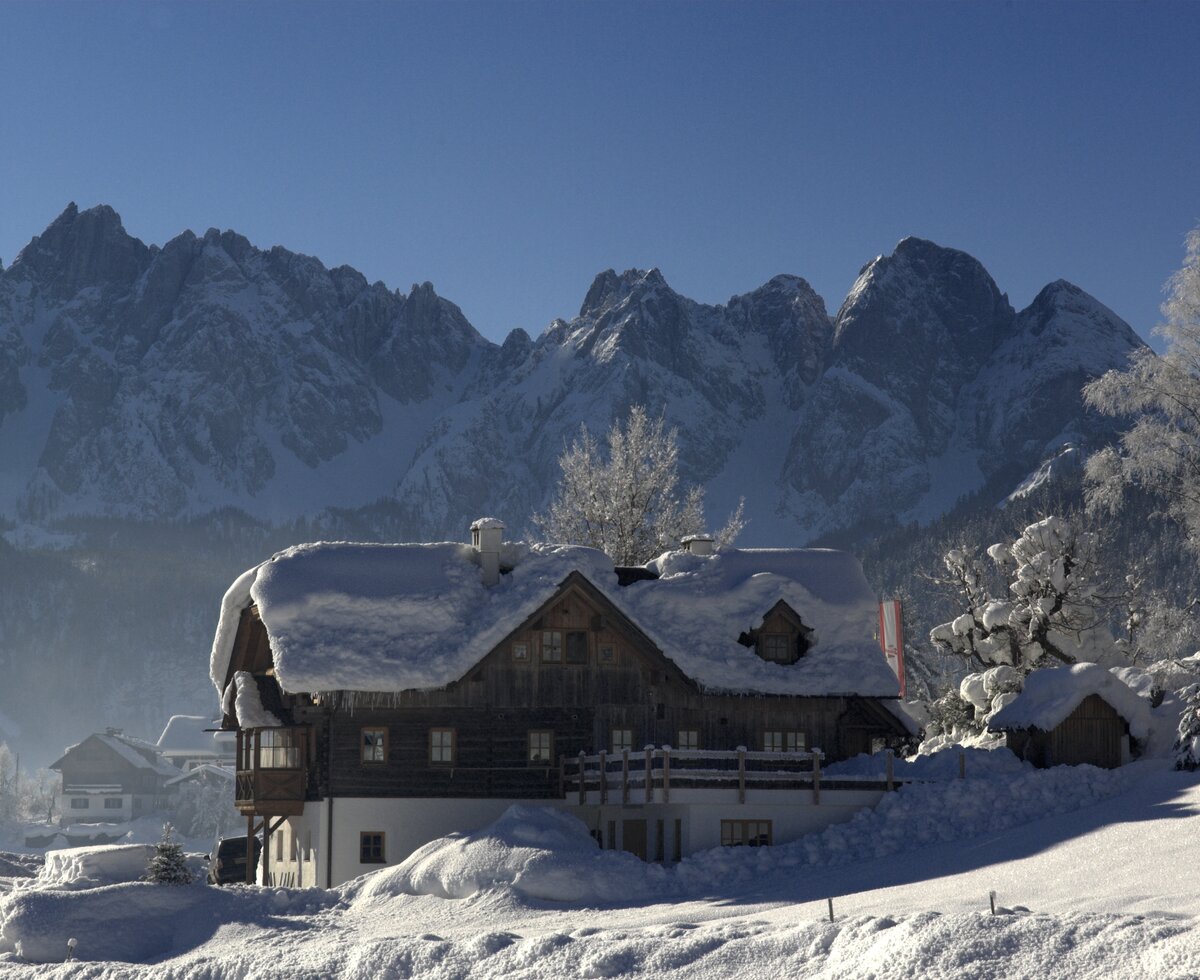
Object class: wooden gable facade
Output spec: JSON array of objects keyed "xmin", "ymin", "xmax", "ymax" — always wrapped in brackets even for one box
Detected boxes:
[
  {"xmin": 1004, "ymin": 693, "xmax": 1132, "ymax": 770},
  {"xmin": 222, "ymin": 570, "xmax": 909, "ymax": 818}
]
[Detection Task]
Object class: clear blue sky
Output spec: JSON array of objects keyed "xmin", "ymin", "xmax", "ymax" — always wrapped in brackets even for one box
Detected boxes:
[{"xmin": 2, "ymin": 0, "xmax": 1197, "ymax": 345}]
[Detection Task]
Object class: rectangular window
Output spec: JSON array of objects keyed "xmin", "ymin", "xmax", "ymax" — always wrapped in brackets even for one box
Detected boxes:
[
  {"xmin": 763, "ymin": 731, "xmax": 806, "ymax": 752},
  {"xmin": 103, "ymin": 798, "xmax": 123, "ymax": 810},
  {"xmin": 541, "ymin": 631, "xmax": 563, "ymax": 663},
  {"xmin": 429, "ymin": 728, "xmax": 456, "ymax": 764},
  {"xmin": 761, "ymin": 634, "xmax": 792, "ymax": 662},
  {"xmin": 611, "ymin": 728, "xmax": 634, "ymax": 754},
  {"xmin": 676, "ymin": 730, "xmax": 699, "ymax": 751},
  {"xmin": 258, "ymin": 728, "xmax": 301, "ymax": 769},
  {"xmin": 598, "ymin": 644, "xmax": 615, "ymax": 664},
  {"xmin": 512, "ymin": 641, "xmax": 529, "ymax": 663},
  {"xmin": 720, "ymin": 819, "xmax": 773, "ymax": 847},
  {"xmin": 360, "ymin": 831, "xmax": 385, "ymax": 864},
  {"xmin": 361, "ymin": 727, "xmax": 387, "ymax": 763},
  {"xmin": 71, "ymin": 798, "xmax": 89, "ymax": 809},
  {"xmin": 528, "ymin": 730, "xmax": 554, "ymax": 765},
  {"xmin": 565, "ymin": 631, "xmax": 588, "ymax": 664}
]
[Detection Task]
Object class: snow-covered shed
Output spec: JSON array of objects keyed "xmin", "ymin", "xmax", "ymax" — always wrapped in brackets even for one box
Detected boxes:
[
  {"xmin": 208, "ymin": 523, "xmax": 908, "ymax": 886},
  {"xmin": 988, "ymin": 663, "xmax": 1152, "ymax": 769}
]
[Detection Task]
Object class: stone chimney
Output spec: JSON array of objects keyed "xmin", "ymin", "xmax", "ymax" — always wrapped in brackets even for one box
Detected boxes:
[
  {"xmin": 471, "ymin": 518, "xmax": 505, "ymax": 586},
  {"xmin": 681, "ymin": 533, "xmax": 714, "ymax": 557}
]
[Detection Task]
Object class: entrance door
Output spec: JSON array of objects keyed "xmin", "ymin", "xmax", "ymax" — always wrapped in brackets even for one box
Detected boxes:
[{"xmin": 622, "ymin": 819, "xmax": 647, "ymax": 861}]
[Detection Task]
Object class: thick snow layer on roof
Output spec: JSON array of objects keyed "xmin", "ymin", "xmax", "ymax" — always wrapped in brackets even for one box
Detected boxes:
[
  {"xmin": 209, "ymin": 541, "xmax": 898, "ymax": 698},
  {"xmin": 155, "ymin": 716, "xmax": 233, "ymax": 757},
  {"xmin": 233, "ymin": 673, "xmax": 282, "ymax": 729},
  {"xmin": 988, "ymin": 663, "xmax": 1153, "ymax": 739}
]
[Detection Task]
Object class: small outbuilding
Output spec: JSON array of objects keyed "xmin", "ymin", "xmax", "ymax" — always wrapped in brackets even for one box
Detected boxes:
[{"xmin": 988, "ymin": 663, "xmax": 1152, "ymax": 769}]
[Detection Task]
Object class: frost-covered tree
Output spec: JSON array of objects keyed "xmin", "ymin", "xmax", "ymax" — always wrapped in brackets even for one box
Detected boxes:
[
  {"xmin": 533, "ymin": 405, "xmax": 744, "ymax": 565},
  {"xmin": 1086, "ymin": 225, "xmax": 1200, "ymax": 550},
  {"xmin": 144, "ymin": 823, "xmax": 194, "ymax": 885},
  {"xmin": 1174, "ymin": 684, "xmax": 1200, "ymax": 770},
  {"xmin": 930, "ymin": 517, "xmax": 1116, "ymax": 675},
  {"xmin": 170, "ymin": 777, "xmax": 240, "ymax": 840}
]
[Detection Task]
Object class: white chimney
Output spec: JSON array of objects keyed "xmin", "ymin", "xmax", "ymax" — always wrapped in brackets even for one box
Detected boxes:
[
  {"xmin": 681, "ymin": 533, "xmax": 714, "ymax": 557},
  {"xmin": 471, "ymin": 517, "xmax": 505, "ymax": 586}
]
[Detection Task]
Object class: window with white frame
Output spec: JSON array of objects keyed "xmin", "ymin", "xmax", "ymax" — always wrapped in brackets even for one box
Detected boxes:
[
  {"xmin": 429, "ymin": 728, "xmax": 456, "ymax": 764},
  {"xmin": 611, "ymin": 728, "xmax": 634, "ymax": 754},
  {"xmin": 676, "ymin": 730, "xmax": 699, "ymax": 751},
  {"xmin": 528, "ymin": 730, "xmax": 554, "ymax": 765},
  {"xmin": 103, "ymin": 798, "xmax": 123, "ymax": 809},
  {"xmin": 762, "ymin": 731, "xmax": 806, "ymax": 752},
  {"xmin": 361, "ymin": 727, "xmax": 387, "ymax": 763},
  {"xmin": 541, "ymin": 631, "xmax": 563, "ymax": 663}
]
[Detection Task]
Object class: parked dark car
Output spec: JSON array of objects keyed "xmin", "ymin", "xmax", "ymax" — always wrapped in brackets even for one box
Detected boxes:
[{"xmin": 207, "ymin": 835, "xmax": 261, "ymax": 885}]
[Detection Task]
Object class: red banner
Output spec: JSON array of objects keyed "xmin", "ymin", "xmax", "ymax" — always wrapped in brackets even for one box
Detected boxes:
[{"xmin": 878, "ymin": 599, "xmax": 906, "ymax": 698}]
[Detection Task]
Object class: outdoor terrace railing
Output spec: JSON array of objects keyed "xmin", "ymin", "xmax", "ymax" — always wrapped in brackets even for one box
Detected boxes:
[
  {"xmin": 561, "ymin": 746, "xmax": 909, "ymax": 805},
  {"xmin": 234, "ymin": 727, "xmax": 308, "ymax": 815}
]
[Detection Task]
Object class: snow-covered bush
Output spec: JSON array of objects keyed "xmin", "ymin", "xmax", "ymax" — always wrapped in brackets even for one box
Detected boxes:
[{"xmin": 143, "ymin": 824, "xmax": 194, "ymax": 885}]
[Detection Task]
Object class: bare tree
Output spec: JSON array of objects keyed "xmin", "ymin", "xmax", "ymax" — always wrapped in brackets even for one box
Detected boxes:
[{"xmin": 534, "ymin": 405, "xmax": 744, "ymax": 565}]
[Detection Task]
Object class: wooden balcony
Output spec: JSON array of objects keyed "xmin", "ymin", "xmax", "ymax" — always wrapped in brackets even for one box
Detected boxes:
[{"xmin": 235, "ymin": 727, "xmax": 309, "ymax": 816}]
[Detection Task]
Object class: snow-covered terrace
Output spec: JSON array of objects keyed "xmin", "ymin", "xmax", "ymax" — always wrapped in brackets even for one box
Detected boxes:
[{"xmin": 209, "ymin": 540, "xmax": 900, "ymax": 699}]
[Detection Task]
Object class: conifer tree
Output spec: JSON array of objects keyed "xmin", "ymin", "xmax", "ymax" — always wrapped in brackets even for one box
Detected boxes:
[{"xmin": 144, "ymin": 823, "xmax": 194, "ymax": 885}]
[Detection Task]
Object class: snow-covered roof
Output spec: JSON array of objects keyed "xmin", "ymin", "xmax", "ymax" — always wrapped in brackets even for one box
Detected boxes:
[
  {"xmin": 209, "ymin": 540, "xmax": 899, "ymax": 699},
  {"xmin": 156, "ymin": 715, "xmax": 235, "ymax": 757},
  {"xmin": 163, "ymin": 763, "xmax": 235, "ymax": 788},
  {"xmin": 987, "ymin": 663, "xmax": 1153, "ymax": 740},
  {"xmin": 52, "ymin": 733, "xmax": 181, "ymax": 778}
]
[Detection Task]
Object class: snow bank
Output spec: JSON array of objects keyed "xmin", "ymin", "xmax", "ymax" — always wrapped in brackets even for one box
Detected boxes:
[
  {"xmin": 0, "ymin": 880, "xmax": 334, "ymax": 963},
  {"xmin": 826, "ymin": 745, "xmax": 1030, "ymax": 781},
  {"xmin": 27, "ymin": 845, "xmax": 156, "ymax": 890},
  {"xmin": 210, "ymin": 541, "xmax": 898, "ymax": 698},
  {"xmin": 989, "ymin": 662, "xmax": 1153, "ymax": 739},
  {"xmin": 342, "ymin": 805, "xmax": 671, "ymax": 904}
]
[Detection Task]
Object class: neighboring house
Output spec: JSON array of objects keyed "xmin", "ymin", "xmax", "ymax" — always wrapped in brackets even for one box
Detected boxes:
[
  {"xmin": 156, "ymin": 715, "xmax": 236, "ymax": 771},
  {"xmin": 49, "ymin": 729, "xmax": 180, "ymax": 824},
  {"xmin": 211, "ymin": 520, "xmax": 913, "ymax": 887},
  {"xmin": 988, "ymin": 663, "xmax": 1152, "ymax": 769}
]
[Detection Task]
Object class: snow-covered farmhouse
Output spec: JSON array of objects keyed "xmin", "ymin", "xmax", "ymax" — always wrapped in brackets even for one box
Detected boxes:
[
  {"xmin": 49, "ymin": 730, "xmax": 180, "ymax": 824},
  {"xmin": 988, "ymin": 663, "xmax": 1152, "ymax": 769},
  {"xmin": 210, "ymin": 521, "xmax": 911, "ymax": 886}
]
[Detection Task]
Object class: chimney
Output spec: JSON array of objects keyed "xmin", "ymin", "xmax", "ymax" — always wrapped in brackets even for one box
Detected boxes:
[
  {"xmin": 471, "ymin": 518, "xmax": 506, "ymax": 586},
  {"xmin": 681, "ymin": 533, "xmax": 714, "ymax": 557}
]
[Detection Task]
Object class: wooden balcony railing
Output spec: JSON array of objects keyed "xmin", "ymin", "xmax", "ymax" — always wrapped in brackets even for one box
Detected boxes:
[{"xmin": 235, "ymin": 727, "xmax": 308, "ymax": 816}]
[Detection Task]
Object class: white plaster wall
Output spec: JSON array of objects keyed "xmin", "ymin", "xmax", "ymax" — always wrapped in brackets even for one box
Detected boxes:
[{"xmin": 264, "ymin": 788, "xmax": 888, "ymax": 887}]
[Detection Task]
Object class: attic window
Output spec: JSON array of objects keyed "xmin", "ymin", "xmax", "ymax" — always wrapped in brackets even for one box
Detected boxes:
[{"xmin": 760, "ymin": 634, "xmax": 792, "ymax": 663}]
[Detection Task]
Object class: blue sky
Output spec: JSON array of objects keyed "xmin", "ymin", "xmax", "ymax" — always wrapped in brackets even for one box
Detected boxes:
[{"xmin": 2, "ymin": 0, "xmax": 1197, "ymax": 345}]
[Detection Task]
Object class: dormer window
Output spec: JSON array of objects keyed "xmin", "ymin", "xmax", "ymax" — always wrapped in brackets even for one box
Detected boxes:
[
  {"xmin": 760, "ymin": 634, "xmax": 792, "ymax": 663},
  {"xmin": 741, "ymin": 601, "xmax": 813, "ymax": 665}
]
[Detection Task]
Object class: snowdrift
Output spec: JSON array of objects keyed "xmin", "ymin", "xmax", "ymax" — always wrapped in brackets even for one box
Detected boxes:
[{"xmin": 343, "ymin": 805, "xmax": 672, "ymax": 903}]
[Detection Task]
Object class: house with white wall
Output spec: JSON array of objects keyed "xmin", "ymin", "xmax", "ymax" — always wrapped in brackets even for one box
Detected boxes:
[{"xmin": 211, "ymin": 520, "xmax": 912, "ymax": 886}]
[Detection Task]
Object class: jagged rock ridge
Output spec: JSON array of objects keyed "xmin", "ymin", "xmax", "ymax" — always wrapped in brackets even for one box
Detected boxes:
[{"xmin": 0, "ymin": 206, "xmax": 1145, "ymax": 543}]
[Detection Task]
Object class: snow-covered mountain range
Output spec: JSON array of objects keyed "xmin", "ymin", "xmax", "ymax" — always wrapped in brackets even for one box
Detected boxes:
[{"xmin": 0, "ymin": 204, "xmax": 1143, "ymax": 543}]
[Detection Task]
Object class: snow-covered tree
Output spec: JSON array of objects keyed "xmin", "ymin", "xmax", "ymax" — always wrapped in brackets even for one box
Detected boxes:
[
  {"xmin": 533, "ymin": 405, "xmax": 744, "ymax": 565},
  {"xmin": 1174, "ymin": 684, "xmax": 1200, "ymax": 770},
  {"xmin": 1085, "ymin": 225, "xmax": 1200, "ymax": 550},
  {"xmin": 144, "ymin": 823, "xmax": 194, "ymax": 885},
  {"xmin": 930, "ymin": 516, "xmax": 1114, "ymax": 674},
  {"xmin": 170, "ymin": 777, "xmax": 240, "ymax": 840}
]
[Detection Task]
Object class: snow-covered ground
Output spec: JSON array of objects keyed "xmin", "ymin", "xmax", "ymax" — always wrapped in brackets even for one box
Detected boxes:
[{"xmin": 1, "ymin": 757, "xmax": 1197, "ymax": 977}]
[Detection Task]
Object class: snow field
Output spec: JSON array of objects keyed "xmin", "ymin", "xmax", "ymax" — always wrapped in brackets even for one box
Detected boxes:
[{"xmin": 0, "ymin": 759, "xmax": 1196, "ymax": 976}]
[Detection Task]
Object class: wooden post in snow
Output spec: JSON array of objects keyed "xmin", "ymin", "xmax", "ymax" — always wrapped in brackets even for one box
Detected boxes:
[
  {"xmin": 622, "ymin": 749, "xmax": 630, "ymax": 805},
  {"xmin": 663, "ymin": 748, "xmax": 671, "ymax": 804}
]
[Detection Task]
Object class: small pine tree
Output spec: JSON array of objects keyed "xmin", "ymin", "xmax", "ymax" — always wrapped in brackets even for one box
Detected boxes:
[{"xmin": 144, "ymin": 823, "xmax": 194, "ymax": 885}]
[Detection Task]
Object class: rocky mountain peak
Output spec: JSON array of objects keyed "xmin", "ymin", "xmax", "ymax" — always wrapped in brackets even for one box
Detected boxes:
[
  {"xmin": 10, "ymin": 202, "xmax": 150, "ymax": 296},
  {"xmin": 579, "ymin": 267, "xmax": 667, "ymax": 318}
]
